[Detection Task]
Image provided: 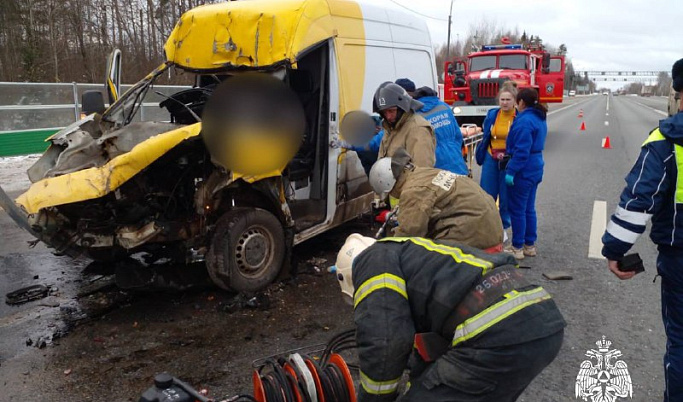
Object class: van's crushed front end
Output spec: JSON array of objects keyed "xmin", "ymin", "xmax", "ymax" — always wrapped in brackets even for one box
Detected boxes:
[{"xmin": 15, "ymin": 67, "xmax": 212, "ymax": 261}]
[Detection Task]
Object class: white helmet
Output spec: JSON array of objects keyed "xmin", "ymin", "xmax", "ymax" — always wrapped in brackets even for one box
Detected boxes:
[
  {"xmin": 333, "ymin": 234, "xmax": 376, "ymax": 300},
  {"xmin": 368, "ymin": 157, "xmax": 396, "ymax": 197}
]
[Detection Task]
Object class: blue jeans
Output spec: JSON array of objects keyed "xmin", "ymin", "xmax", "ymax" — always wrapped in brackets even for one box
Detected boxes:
[
  {"xmin": 658, "ymin": 246, "xmax": 683, "ymax": 401},
  {"xmin": 480, "ymin": 153, "xmax": 511, "ymax": 230},
  {"xmin": 507, "ymin": 171, "xmax": 542, "ymax": 249}
]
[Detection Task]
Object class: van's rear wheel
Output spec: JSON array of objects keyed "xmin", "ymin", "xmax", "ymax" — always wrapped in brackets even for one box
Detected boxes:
[{"xmin": 206, "ymin": 208, "xmax": 285, "ymax": 292}]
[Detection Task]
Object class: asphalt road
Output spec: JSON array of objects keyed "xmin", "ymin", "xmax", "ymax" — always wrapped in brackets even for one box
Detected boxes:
[
  {"xmin": 515, "ymin": 94, "xmax": 669, "ymax": 401},
  {"xmin": 0, "ymin": 95, "xmax": 673, "ymax": 401}
]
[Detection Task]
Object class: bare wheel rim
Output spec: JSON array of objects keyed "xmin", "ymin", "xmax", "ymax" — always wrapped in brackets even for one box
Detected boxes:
[{"xmin": 234, "ymin": 225, "xmax": 274, "ymax": 277}]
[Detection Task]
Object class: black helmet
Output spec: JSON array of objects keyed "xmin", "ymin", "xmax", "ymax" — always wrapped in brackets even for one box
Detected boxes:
[{"xmin": 372, "ymin": 83, "xmax": 423, "ymax": 113}]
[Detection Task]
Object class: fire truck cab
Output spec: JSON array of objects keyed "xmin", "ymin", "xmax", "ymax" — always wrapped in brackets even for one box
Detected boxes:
[{"xmin": 444, "ymin": 43, "xmax": 565, "ymax": 125}]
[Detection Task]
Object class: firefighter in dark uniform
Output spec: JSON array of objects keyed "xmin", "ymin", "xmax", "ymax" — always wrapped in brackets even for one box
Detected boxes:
[{"xmin": 333, "ymin": 234, "xmax": 566, "ymax": 401}]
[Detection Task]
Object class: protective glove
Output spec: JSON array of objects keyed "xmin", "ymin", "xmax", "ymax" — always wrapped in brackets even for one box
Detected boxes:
[
  {"xmin": 505, "ymin": 174, "xmax": 515, "ymax": 187},
  {"xmin": 330, "ymin": 139, "xmax": 353, "ymax": 149}
]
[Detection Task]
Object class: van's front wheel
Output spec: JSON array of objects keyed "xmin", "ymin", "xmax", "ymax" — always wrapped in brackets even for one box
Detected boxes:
[{"xmin": 206, "ymin": 208, "xmax": 285, "ymax": 292}]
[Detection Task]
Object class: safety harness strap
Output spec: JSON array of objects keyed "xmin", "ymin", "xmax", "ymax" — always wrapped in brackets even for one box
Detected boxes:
[
  {"xmin": 360, "ymin": 371, "xmax": 401, "ymax": 395},
  {"xmin": 451, "ymin": 287, "xmax": 551, "ymax": 347}
]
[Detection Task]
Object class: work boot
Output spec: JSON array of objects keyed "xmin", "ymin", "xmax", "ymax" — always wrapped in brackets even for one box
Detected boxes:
[
  {"xmin": 504, "ymin": 245, "xmax": 524, "ymax": 260},
  {"xmin": 523, "ymin": 244, "xmax": 537, "ymax": 257}
]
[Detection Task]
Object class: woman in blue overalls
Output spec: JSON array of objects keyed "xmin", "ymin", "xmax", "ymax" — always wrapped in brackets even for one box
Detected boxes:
[
  {"xmin": 475, "ymin": 84, "xmax": 517, "ymax": 235},
  {"xmin": 504, "ymin": 88, "xmax": 547, "ymax": 260}
]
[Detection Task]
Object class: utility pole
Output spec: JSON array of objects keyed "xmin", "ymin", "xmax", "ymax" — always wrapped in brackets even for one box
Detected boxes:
[{"xmin": 446, "ymin": 0, "xmax": 455, "ymax": 62}]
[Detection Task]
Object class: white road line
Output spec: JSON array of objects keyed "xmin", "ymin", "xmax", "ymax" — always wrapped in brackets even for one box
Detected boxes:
[
  {"xmin": 588, "ymin": 200, "xmax": 607, "ymax": 259},
  {"xmin": 605, "ymin": 121, "xmax": 609, "ymax": 126},
  {"xmin": 607, "ymin": 96, "xmax": 610, "ymax": 112},
  {"xmin": 548, "ymin": 102, "xmax": 578, "ymax": 116},
  {"xmin": 634, "ymin": 101, "xmax": 668, "ymax": 116}
]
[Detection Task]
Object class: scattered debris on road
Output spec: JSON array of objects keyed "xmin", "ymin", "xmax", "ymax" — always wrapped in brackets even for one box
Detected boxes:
[
  {"xmin": 5, "ymin": 284, "xmax": 50, "ymax": 305},
  {"xmin": 542, "ymin": 271, "xmax": 574, "ymax": 280}
]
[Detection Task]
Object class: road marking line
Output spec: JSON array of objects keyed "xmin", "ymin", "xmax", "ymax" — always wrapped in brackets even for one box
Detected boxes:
[
  {"xmin": 634, "ymin": 101, "xmax": 667, "ymax": 116},
  {"xmin": 548, "ymin": 97, "xmax": 595, "ymax": 116},
  {"xmin": 548, "ymin": 102, "xmax": 579, "ymax": 116},
  {"xmin": 607, "ymin": 97, "xmax": 609, "ymax": 112},
  {"xmin": 588, "ymin": 200, "xmax": 607, "ymax": 260},
  {"xmin": 605, "ymin": 121, "xmax": 609, "ymax": 126},
  {"xmin": 606, "ymin": 112, "xmax": 609, "ymax": 116}
]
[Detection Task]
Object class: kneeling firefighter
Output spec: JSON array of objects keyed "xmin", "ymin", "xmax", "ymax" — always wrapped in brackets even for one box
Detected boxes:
[
  {"xmin": 370, "ymin": 148, "xmax": 503, "ymax": 251},
  {"xmin": 333, "ymin": 235, "xmax": 566, "ymax": 401}
]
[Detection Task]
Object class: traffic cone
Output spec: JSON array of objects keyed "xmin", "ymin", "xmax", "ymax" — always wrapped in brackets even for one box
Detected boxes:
[
  {"xmin": 578, "ymin": 109, "xmax": 584, "ymax": 118},
  {"xmin": 580, "ymin": 121, "xmax": 586, "ymax": 131},
  {"xmin": 602, "ymin": 136, "xmax": 611, "ymax": 149}
]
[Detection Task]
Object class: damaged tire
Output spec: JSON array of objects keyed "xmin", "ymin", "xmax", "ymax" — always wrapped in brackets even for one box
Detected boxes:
[{"xmin": 207, "ymin": 208, "xmax": 285, "ymax": 292}]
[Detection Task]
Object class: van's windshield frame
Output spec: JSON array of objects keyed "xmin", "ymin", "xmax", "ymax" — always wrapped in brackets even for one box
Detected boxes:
[{"xmin": 102, "ymin": 63, "xmax": 170, "ymax": 126}]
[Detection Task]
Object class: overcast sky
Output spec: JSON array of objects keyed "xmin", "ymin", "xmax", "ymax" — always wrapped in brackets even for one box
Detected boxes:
[{"xmin": 392, "ymin": 0, "xmax": 683, "ymax": 89}]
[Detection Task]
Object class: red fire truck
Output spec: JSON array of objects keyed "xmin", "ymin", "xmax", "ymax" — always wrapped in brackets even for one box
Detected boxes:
[{"xmin": 444, "ymin": 42, "xmax": 565, "ymax": 125}]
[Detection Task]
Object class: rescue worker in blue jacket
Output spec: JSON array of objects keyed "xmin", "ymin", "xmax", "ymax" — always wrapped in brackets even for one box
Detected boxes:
[
  {"xmin": 395, "ymin": 78, "xmax": 469, "ymax": 175},
  {"xmin": 344, "ymin": 79, "xmax": 468, "ymax": 175},
  {"xmin": 333, "ymin": 234, "xmax": 565, "ymax": 402},
  {"xmin": 602, "ymin": 58, "xmax": 683, "ymax": 402},
  {"xmin": 476, "ymin": 82, "xmax": 518, "ymax": 235},
  {"xmin": 504, "ymin": 88, "xmax": 548, "ymax": 260}
]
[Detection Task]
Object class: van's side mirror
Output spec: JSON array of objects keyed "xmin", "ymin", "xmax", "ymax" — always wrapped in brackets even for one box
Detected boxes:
[
  {"xmin": 542, "ymin": 53, "xmax": 551, "ymax": 74},
  {"xmin": 82, "ymin": 90, "xmax": 106, "ymax": 115}
]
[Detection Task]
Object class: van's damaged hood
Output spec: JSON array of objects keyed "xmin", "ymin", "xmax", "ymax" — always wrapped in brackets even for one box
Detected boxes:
[{"xmin": 17, "ymin": 122, "xmax": 202, "ymax": 214}]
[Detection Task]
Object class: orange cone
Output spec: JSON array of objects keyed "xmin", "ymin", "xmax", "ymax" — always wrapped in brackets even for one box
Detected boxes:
[
  {"xmin": 602, "ymin": 136, "xmax": 611, "ymax": 149},
  {"xmin": 578, "ymin": 109, "xmax": 584, "ymax": 118},
  {"xmin": 580, "ymin": 121, "xmax": 586, "ymax": 131}
]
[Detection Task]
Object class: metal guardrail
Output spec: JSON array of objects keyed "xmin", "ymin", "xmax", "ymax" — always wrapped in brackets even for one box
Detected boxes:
[
  {"xmin": 0, "ymin": 81, "xmax": 190, "ymax": 132},
  {"xmin": 0, "ymin": 81, "xmax": 190, "ymax": 156}
]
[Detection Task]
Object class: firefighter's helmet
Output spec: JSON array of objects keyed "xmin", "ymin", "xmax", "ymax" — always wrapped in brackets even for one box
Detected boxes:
[
  {"xmin": 372, "ymin": 83, "xmax": 423, "ymax": 113},
  {"xmin": 368, "ymin": 148, "xmax": 413, "ymax": 196},
  {"xmin": 369, "ymin": 157, "xmax": 396, "ymax": 197},
  {"xmin": 333, "ymin": 234, "xmax": 377, "ymax": 300}
]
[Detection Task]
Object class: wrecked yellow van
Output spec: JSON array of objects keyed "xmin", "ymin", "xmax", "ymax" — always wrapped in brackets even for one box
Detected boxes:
[{"xmin": 8, "ymin": 0, "xmax": 439, "ymax": 292}]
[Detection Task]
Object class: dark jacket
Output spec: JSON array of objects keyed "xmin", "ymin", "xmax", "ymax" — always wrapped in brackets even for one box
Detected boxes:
[
  {"xmin": 505, "ymin": 107, "xmax": 547, "ymax": 178},
  {"xmin": 413, "ymin": 87, "xmax": 469, "ymax": 175},
  {"xmin": 602, "ymin": 112, "xmax": 683, "ymax": 259},
  {"xmin": 353, "ymin": 238, "xmax": 566, "ymax": 401}
]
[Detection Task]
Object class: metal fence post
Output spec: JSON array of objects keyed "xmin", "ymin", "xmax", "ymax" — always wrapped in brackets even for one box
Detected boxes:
[{"xmin": 71, "ymin": 82, "xmax": 79, "ymax": 121}]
